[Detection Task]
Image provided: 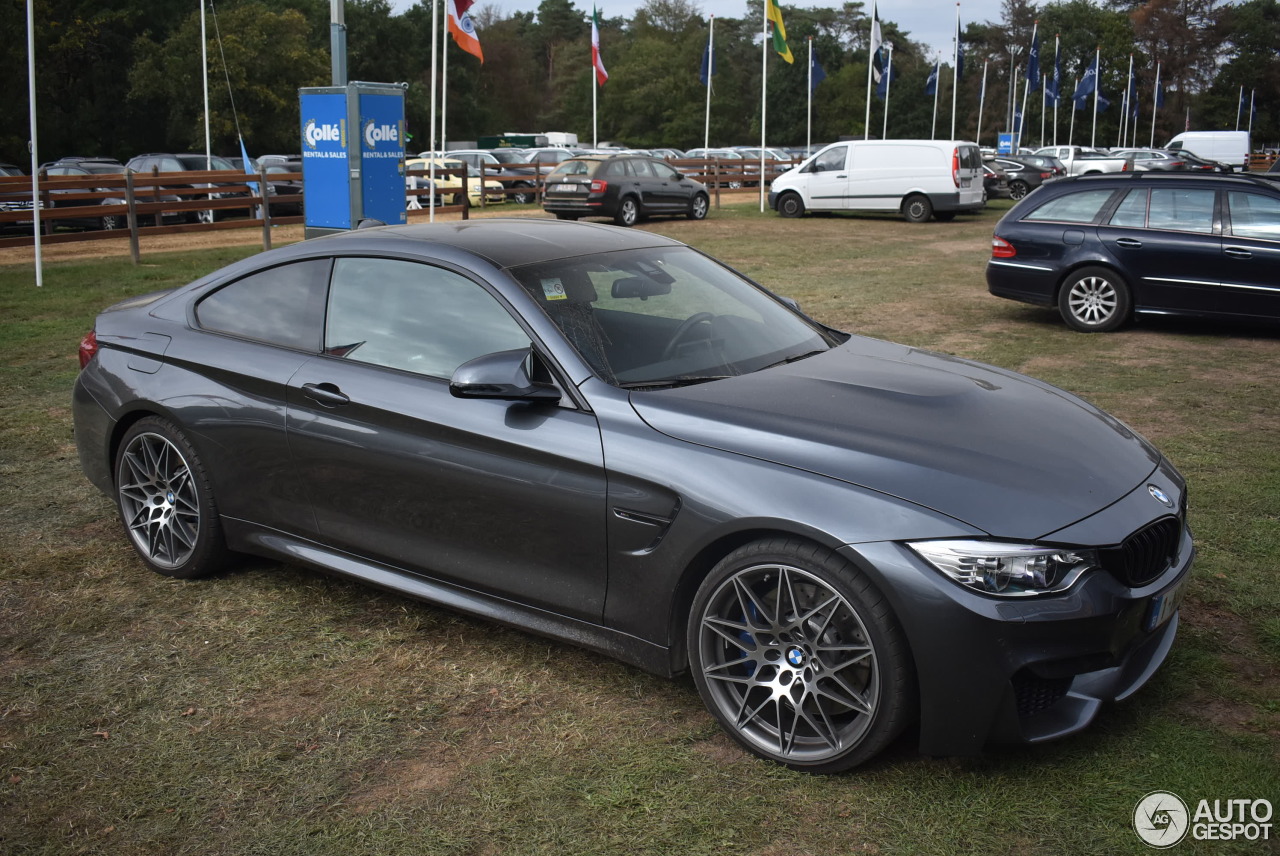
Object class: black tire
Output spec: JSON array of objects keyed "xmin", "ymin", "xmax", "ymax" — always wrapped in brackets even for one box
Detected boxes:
[
  {"xmin": 688, "ymin": 538, "xmax": 915, "ymax": 773},
  {"xmin": 901, "ymin": 194, "xmax": 933, "ymax": 223},
  {"xmin": 195, "ymin": 209, "xmax": 215, "ymax": 225},
  {"xmin": 1008, "ymin": 180, "xmax": 1030, "ymax": 201},
  {"xmin": 512, "ymin": 185, "xmax": 535, "ymax": 205},
  {"xmin": 614, "ymin": 196, "xmax": 640, "ymax": 227},
  {"xmin": 101, "ymin": 215, "xmax": 124, "ymax": 230},
  {"xmin": 687, "ymin": 193, "xmax": 710, "ymax": 220},
  {"xmin": 1058, "ymin": 266, "xmax": 1132, "ymax": 332},
  {"xmin": 777, "ymin": 192, "xmax": 805, "ymax": 218},
  {"xmin": 114, "ymin": 416, "xmax": 233, "ymax": 579},
  {"xmin": 553, "ymin": 212, "xmax": 579, "ymax": 220}
]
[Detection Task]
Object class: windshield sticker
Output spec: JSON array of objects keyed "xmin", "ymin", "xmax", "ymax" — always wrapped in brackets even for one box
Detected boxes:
[{"xmin": 541, "ymin": 278, "xmax": 568, "ymax": 301}]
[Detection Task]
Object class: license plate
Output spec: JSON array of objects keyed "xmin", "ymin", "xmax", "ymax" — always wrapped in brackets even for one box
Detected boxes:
[
  {"xmin": 1144, "ymin": 576, "xmax": 1188, "ymax": 631},
  {"xmin": 553, "ymin": 183, "xmax": 581, "ymax": 192}
]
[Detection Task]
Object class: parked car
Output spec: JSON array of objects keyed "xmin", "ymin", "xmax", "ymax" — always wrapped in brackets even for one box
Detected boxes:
[
  {"xmin": 260, "ymin": 160, "xmax": 304, "ymax": 217},
  {"xmin": 41, "ymin": 157, "xmax": 132, "ymax": 229},
  {"xmin": 405, "ymin": 157, "xmax": 506, "ymax": 206},
  {"xmin": 987, "ymin": 171, "xmax": 1280, "ymax": 331},
  {"xmin": 683, "ymin": 148, "xmax": 750, "ymax": 188},
  {"xmin": 985, "ymin": 156, "xmax": 1056, "ymax": 201},
  {"xmin": 1033, "ymin": 146, "xmax": 1133, "ymax": 176},
  {"xmin": 541, "ymin": 154, "xmax": 709, "ymax": 226},
  {"xmin": 442, "ymin": 149, "xmax": 539, "ymax": 203},
  {"xmin": 648, "ymin": 147, "xmax": 686, "ymax": 160},
  {"xmin": 1165, "ymin": 130, "xmax": 1249, "ymax": 171},
  {"xmin": 125, "ymin": 153, "xmax": 252, "ymax": 223},
  {"xmin": 1011, "ymin": 153, "xmax": 1067, "ymax": 176},
  {"xmin": 0, "ymin": 163, "xmax": 35, "ymax": 229},
  {"xmin": 983, "ymin": 161, "xmax": 1010, "ymax": 201},
  {"xmin": 73, "ymin": 218, "xmax": 1192, "ymax": 772},
  {"xmin": 1179, "ymin": 152, "xmax": 1232, "ymax": 173},
  {"xmin": 770, "ymin": 140, "xmax": 985, "ymax": 221},
  {"xmin": 1110, "ymin": 149, "xmax": 1187, "ymax": 172}
]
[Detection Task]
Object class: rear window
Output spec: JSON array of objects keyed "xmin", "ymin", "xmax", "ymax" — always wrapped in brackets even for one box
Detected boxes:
[
  {"xmin": 1023, "ymin": 189, "xmax": 1117, "ymax": 224},
  {"xmin": 1227, "ymin": 191, "xmax": 1280, "ymax": 240},
  {"xmin": 1147, "ymin": 188, "xmax": 1215, "ymax": 233},
  {"xmin": 549, "ymin": 160, "xmax": 596, "ymax": 178},
  {"xmin": 958, "ymin": 146, "xmax": 982, "ymax": 171},
  {"xmin": 196, "ymin": 259, "xmax": 331, "ymax": 351}
]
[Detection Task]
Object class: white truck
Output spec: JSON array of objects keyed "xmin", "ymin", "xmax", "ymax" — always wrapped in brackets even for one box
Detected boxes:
[{"xmin": 1033, "ymin": 145, "xmax": 1133, "ymax": 176}]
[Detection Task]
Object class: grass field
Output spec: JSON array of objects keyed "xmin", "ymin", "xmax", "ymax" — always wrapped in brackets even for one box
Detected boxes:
[{"xmin": 1, "ymin": 205, "xmax": 1277, "ymax": 855}]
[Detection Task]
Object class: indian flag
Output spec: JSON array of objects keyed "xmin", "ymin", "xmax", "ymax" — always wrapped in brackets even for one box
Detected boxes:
[{"xmin": 592, "ymin": 6, "xmax": 608, "ymax": 85}]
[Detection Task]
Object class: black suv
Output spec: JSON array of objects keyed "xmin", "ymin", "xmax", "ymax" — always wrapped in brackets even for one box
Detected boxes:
[
  {"xmin": 987, "ymin": 171, "xmax": 1280, "ymax": 331},
  {"xmin": 542, "ymin": 154, "xmax": 709, "ymax": 226}
]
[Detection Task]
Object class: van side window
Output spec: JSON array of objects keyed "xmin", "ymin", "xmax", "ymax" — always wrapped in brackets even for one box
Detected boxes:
[{"xmin": 811, "ymin": 146, "xmax": 846, "ymax": 173}]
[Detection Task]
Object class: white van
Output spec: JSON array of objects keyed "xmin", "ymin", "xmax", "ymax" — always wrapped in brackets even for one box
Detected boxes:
[
  {"xmin": 1165, "ymin": 131, "xmax": 1250, "ymax": 170},
  {"xmin": 768, "ymin": 139, "xmax": 985, "ymax": 222}
]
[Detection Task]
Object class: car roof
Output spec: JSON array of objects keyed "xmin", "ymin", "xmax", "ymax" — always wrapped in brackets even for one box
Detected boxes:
[{"xmin": 269, "ymin": 218, "xmax": 686, "ymax": 271}]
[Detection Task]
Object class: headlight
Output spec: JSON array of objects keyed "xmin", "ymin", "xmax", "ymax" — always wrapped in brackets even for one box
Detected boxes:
[{"xmin": 907, "ymin": 540, "xmax": 1098, "ymax": 596}]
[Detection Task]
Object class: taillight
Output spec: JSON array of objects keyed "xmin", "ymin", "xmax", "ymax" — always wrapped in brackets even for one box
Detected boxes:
[
  {"xmin": 1039, "ymin": 172, "xmax": 1052, "ymax": 179},
  {"xmin": 78, "ymin": 330, "xmax": 98, "ymax": 369},
  {"xmin": 589, "ymin": 179, "xmax": 607, "ymax": 194},
  {"xmin": 991, "ymin": 236, "xmax": 1016, "ymax": 259},
  {"xmin": 952, "ymin": 150, "xmax": 961, "ymax": 187}
]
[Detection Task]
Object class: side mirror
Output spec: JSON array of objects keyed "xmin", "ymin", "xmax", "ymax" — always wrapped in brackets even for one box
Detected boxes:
[
  {"xmin": 450, "ymin": 348, "xmax": 561, "ymax": 402},
  {"xmin": 611, "ymin": 276, "xmax": 671, "ymax": 300}
]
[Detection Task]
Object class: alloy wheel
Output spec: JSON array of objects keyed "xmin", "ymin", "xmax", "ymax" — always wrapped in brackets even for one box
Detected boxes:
[{"xmin": 117, "ymin": 432, "xmax": 201, "ymax": 570}]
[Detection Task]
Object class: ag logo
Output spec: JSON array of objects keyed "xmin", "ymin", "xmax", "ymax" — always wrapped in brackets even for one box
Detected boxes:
[{"xmin": 1134, "ymin": 791, "xmax": 1189, "ymax": 848}]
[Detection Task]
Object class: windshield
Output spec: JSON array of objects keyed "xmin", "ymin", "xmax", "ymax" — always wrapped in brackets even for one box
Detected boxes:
[{"xmin": 509, "ymin": 247, "xmax": 837, "ymax": 388}]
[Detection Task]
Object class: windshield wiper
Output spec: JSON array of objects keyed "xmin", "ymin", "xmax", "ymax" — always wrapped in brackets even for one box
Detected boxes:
[
  {"xmin": 761, "ymin": 348, "xmax": 827, "ymax": 370},
  {"xmin": 619, "ymin": 375, "xmax": 733, "ymax": 390}
]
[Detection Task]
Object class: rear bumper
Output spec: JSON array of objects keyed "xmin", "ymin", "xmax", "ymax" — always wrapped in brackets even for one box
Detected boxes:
[
  {"xmin": 986, "ymin": 259, "xmax": 1060, "ymax": 306},
  {"xmin": 929, "ymin": 191, "xmax": 985, "ymax": 213}
]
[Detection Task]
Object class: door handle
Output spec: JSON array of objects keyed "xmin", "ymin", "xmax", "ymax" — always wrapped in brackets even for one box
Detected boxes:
[
  {"xmin": 835, "ymin": 174, "xmax": 848, "ymax": 178},
  {"xmin": 301, "ymin": 382, "xmax": 350, "ymax": 407},
  {"xmin": 1224, "ymin": 247, "xmax": 1252, "ymax": 259},
  {"xmin": 1114, "ymin": 238, "xmax": 1143, "ymax": 248}
]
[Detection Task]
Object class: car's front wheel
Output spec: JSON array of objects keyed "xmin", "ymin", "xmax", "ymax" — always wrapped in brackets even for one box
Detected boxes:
[
  {"xmin": 777, "ymin": 192, "xmax": 805, "ymax": 218},
  {"xmin": 114, "ymin": 416, "xmax": 233, "ymax": 579},
  {"xmin": 1058, "ymin": 266, "xmax": 1132, "ymax": 332},
  {"xmin": 688, "ymin": 539, "xmax": 915, "ymax": 772},
  {"xmin": 687, "ymin": 193, "xmax": 709, "ymax": 220},
  {"xmin": 615, "ymin": 196, "xmax": 640, "ymax": 227}
]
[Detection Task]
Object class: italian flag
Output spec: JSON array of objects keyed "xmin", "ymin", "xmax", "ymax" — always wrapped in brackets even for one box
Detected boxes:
[{"xmin": 592, "ymin": 6, "xmax": 608, "ymax": 86}]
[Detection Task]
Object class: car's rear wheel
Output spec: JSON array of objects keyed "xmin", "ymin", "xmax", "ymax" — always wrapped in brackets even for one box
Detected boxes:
[
  {"xmin": 901, "ymin": 194, "xmax": 933, "ymax": 223},
  {"xmin": 777, "ymin": 192, "xmax": 805, "ymax": 218},
  {"xmin": 615, "ymin": 196, "xmax": 640, "ymax": 227},
  {"xmin": 114, "ymin": 416, "xmax": 232, "ymax": 579},
  {"xmin": 196, "ymin": 209, "xmax": 215, "ymax": 225},
  {"xmin": 512, "ymin": 185, "xmax": 535, "ymax": 204},
  {"xmin": 688, "ymin": 539, "xmax": 915, "ymax": 772},
  {"xmin": 687, "ymin": 193, "xmax": 709, "ymax": 220},
  {"xmin": 1058, "ymin": 266, "xmax": 1132, "ymax": 332},
  {"xmin": 1009, "ymin": 180, "xmax": 1030, "ymax": 200},
  {"xmin": 101, "ymin": 215, "xmax": 124, "ymax": 230}
]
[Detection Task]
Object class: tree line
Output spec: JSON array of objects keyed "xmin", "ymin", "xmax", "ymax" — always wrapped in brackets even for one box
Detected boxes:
[{"xmin": 2, "ymin": 0, "xmax": 1276, "ymax": 166}]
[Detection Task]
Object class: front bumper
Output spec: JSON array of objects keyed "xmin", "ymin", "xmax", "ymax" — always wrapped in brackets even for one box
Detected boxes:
[{"xmin": 842, "ymin": 522, "xmax": 1193, "ymax": 756}]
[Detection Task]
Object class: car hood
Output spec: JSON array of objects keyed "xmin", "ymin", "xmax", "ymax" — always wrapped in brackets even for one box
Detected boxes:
[{"xmin": 629, "ymin": 336, "xmax": 1160, "ymax": 539}]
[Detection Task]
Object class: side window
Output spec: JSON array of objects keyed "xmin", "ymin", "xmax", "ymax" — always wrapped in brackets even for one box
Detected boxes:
[
  {"xmin": 652, "ymin": 161, "xmax": 681, "ymax": 181},
  {"xmin": 1023, "ymin": 189, "xmax": 1117, "ymax": 223},
  {"xmin": 195, "ymin": 258, "xmax": 330, "ymax": 351},
  {"xmin": 630, "ymin": 159, "xmax": 656, "ymax": 178},
  {"xmin": 326, "ymin": 258, "xmax": 530, "ymax": 379},
  {"xmin": 1109, "ymin": 189, "xmax": 1149, "ymax": 227},
  {"xmin": 1147, "ymin": 188, "xmax": 1215, "ymax": 234},
  {"xmin": 1227, "ymin": 192, "xmax": 1280, "ymax": 240},
  {"xmin": 813, "ymin": 146, "xmax": 847, "ymax": 172},
  {"xmin": 601, "ymin": 160, "xmax": 630, "ymax": 178}
]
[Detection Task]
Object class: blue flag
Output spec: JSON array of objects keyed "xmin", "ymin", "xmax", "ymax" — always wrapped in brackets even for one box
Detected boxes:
[
  {"xmin": 1027, "ymin": 33, "xmax": 1040, "ymax": 93},
  {"xmin": 1048, "ymin": 42, "xmax": 1061, "ymax": 106},
  {"xmin": 1072, "ymin": 55, "xmax": 1098, "ymax": 101},
  {"xmin": 1155, "ymin": 83, "xmax": 1165, "ymax": 109},
  {"xmin": 925, "ymin": 59, "xmax": 939, "ymax": 95},
  {"xmin": 875, "ymin": 49, "xmax": 893, "ymax": 99},
  {"xmin": 1129, "ymin": 75, "xmax": 1139, "ymax": 121},
  {"xmin": 699, "ymin": 38, "xmax": 715, "ymax": 85},
  {"xmin": 810, "ymin": 49, "xmax": 826, "ymax": 92}
]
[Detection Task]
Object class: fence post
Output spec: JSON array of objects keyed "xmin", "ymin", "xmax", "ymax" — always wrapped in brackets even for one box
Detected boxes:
[
  {"xmin": 713, "ymin": 159, "xmax": 721, "ymax": 209},
  {"xmin": 478, "ymin": 162, "xmax": 486, "ymax": 209},
  {"xmin": 125, "ymin": 171, "xmax": 140, "ymax": 265},
  {"xmin": 461, "ymin": 168, "xmax": 469, "ymax": 220},
  {"xmin": 258, "ymin": 168, "xmax": 272, "ymax": 251}
]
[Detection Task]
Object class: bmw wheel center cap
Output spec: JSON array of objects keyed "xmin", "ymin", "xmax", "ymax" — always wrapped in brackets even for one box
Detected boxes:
[{"xmin": 786, "ymin": 647, "xmax": 806, "ymax": 667}]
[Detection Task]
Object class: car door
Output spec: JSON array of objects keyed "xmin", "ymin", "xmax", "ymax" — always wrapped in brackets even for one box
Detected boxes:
[
  {"xmin": 1220, "ymin": 189, "xmax": 1280, "ymax": 320},
  {"xmin": 801, "ymin": 144, "xmax": 850, "ymax": 210},
  {"xmin": 624, "ymin": 157, "xmax": 663, "ymax": 212},
  {"xmin": 1096, "ymin": 185, "xmax": 1222, "ymax": 314},
  {"xmin": 648, "ymin": 159, "xmax": 693, "ymax": 211},
  {"xmin": 284, "ymin": 256, "xmax": 610, "ymax": 621}
]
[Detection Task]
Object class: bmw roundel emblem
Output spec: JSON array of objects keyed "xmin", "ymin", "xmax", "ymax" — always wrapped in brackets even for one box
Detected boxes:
[
  {"xmin": 786, "ymin": 647, "xmax": 806, "ymax": 667},
  {"xmin": 1148, "ymin": 485, "xmax": 1173, "ymax": 507}
]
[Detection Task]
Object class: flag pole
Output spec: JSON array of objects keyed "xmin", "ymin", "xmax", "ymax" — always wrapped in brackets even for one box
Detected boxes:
[
  {"xmin": 428, "ymin": 0, "xmax": 438, "ymax": 220},
  {"xmin": 864, "ymin": 0, "xmax": 876, "ymax": 139},
  {"xmin": 1052, "ymin": 35, "xmax": 1060, "ymax": 146},
  {"xmin": 930, "ymin": 54, "xmax": 940, "ymax": 140},
  {"xmin": 1118, "ymin": 54, "xmax": 1132, "ymax": 147},
  {"xmin": 977, "ymin": 59, "xmax": 987, "ymax": 146},
  {"xmin": 883, "ymin": 42, "xmax": 893, "ymax": 139},
  {"xmin": 1090, "ymin": 47, "xmax": 1099, "ymax": 148},
  {"xmin": 26, "ymin": 0, "xmax": 41, "ymax": 287},
  {"xmin": 950, "ymin": 2, "xmax": 959, "ymax": 140},
  {"xmin": 1018, "ymin": 19, "xmax": 1037, "ymax": 152},
  {"xmin": 1248, "ymin": 88, "xmax": 1255, "ymax": 136},
  {"xmin": 1236, "ymin": 84, "xmax": 1243, "ymax": 131},
  {"xmin": 1040, "ymin": 75, "xmax": 1046, "ymax": 147},
  {"xmin": 1069, "ymin": 78, "xmax": 1077, "ymax": 146},
  {"xmin": 760, "ymin": 0, "xmax": 767, "ymax": 211},
  {"xmin": 807, "ymin": 37, "xmax": 813, "ymax": 155},
  {"xmin": 704, "ymin": 16, "xmax": 713, "ymax": 152},
  {"xmin": 442, "ymin": 11, "xmax": 449, "ymax": 158},
  {"xmin": 1150, "ymin": 61, "xmax": 1160, "ymax": 148}
]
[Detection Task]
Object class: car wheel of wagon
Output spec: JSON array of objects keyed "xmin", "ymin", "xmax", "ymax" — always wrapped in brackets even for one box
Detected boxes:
[
  {"xmin": 101, "ymin": 215, "xmax": 124, "ymax": 230},
  {"xmin": 512, "ymin": 186, "xmax": 535, "ymax": 204},
  {"xmin": 115, "ymin": 416, "xmax": 232, "ymax": 579},
  {"xmin": 1058, "ymin": 266, "xmax": 1131, "ymax": 332},
  {"xmin": 196, "ymin": 209, "xmax": 215, "ymax": 225},
  {"xmin": 778, "ymin": 192, "xmax": 805, "ymax": 218},
  {"xmin": 615, "ymin": 196, "xmax": 640, "ymax": 227},
  {"xmin": 1008, "ymin": 180, "xmax": 1030, "ymax": 200},
  {"xmin": 688, "ymin": 539, "xmax": 915, "ymax": 772},
  {"xmin": 687, "ymin": 193, "xmax": 709, "ymax": 220},
  {"xmin": 901, "ymin": 194, "xmax": 933, "ymax": 223}
]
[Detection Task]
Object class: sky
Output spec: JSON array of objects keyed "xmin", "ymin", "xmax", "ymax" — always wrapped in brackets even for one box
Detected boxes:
[{"xmin": 387, "ymin": 0, "xmax": 1008, "ymax": 65}]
